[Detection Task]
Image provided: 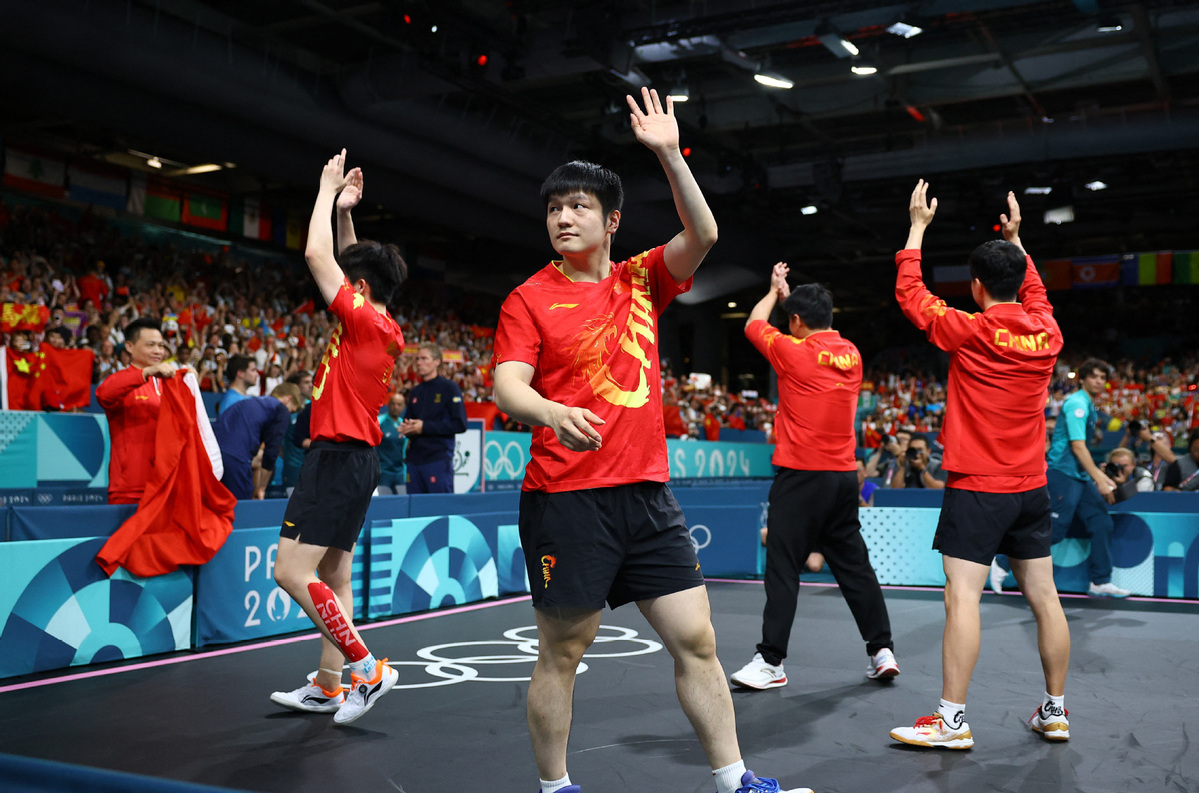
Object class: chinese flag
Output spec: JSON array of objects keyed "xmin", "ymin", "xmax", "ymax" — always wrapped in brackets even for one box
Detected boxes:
[
  {"xmin": 96, "ymin": 373, "xmax": 236, "ymax": 577},
  {"xmin": 2, "ymin": 348, "xmax": 40, "ymax": 409},
  {"xmin": 1, "ymin": 303, "xmax": 51, "ymax": 333},
  {"xmin": 30, "ymin": 346, "xmax": 95, "ymax": 410}
]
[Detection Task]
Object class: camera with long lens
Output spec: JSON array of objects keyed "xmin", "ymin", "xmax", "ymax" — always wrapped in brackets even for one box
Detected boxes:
[
  {"xmin": 906, "ymin": 447, "xmax": 922, "ymax": 461},
  {"xmin": 1102, "ymin": 461, "xmax": 1122, "ymax": 478}
]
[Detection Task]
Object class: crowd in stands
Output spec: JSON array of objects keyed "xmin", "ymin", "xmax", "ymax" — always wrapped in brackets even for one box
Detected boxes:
[{"xmin": 2, "ymin": 196, "xmax": 1197, "ymax": 457}]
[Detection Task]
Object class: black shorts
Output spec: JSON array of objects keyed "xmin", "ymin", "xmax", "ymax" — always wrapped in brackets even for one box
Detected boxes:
[
  {"xmin": 280, "ymin": 440, "xmax": 379, "ymax": 552},
  {"xmin": 519, "ymin": 482, "xmax": 705, "ymax": 610},
  {"xmin": 933, "ymin": 485, "xmax": 1052, "ymax": 565}
]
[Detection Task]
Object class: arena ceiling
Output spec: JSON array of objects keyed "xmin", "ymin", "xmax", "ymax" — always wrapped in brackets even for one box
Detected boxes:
[{"xmin": 2, "ymin": 0, "xmax": 1199, "ymax": 307}]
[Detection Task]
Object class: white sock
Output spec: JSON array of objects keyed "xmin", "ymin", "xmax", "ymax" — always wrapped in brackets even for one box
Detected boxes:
[
  {"xmin": 713, "ymin": 760, "xmax": 747, "ymax": 793},
  {"xmin": 349, "ymin": 653, "xmax": 377, "ymax": 680},
  {"xmin": 938, "ymin": 698, "xmax": 966, "ymax": 730},
  {"xmin": 539, "ymin": 773, "xmax": 572, "ymax": 793},
  {"xmin": 1041, "ymin": 692, "xmax": 1066, "ymax": 718}
]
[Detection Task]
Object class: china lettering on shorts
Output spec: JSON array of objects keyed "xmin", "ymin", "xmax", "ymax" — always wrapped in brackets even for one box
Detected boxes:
[{"xmin": 540, "ymin": 555, "xmax": 557, "ymax": 588}]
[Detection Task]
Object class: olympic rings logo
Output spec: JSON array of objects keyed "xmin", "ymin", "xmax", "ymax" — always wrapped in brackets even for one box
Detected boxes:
[
  {"xmin": 484, "ymin": 440, "xmax": 527, "ymax": 479},
  {"xmin": 689, "ymin": 524, "xmax": 712, "ymax": 551},
  {"xmin": 380, "ymin": 625, "xmax": 662, "ymax": 689}
]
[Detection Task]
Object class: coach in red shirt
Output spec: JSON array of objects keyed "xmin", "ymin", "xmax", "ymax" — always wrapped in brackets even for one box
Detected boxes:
[
  {"xmin": 890, "ymin": 183, "xmax": 1071, "ymax": 751},
  {"xmin": 729, "ymin": 263, "xmax": 899, "ymax": 693}
]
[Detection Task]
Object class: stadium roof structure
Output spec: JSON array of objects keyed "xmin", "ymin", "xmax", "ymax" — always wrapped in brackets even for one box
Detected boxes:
[{"xmin": 2, "ymin": 0, "xmax": 1198, "ymax": 303}]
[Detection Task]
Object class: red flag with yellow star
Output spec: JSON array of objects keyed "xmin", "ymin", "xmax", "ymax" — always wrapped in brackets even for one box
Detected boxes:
[{"xmin": 1, "ymin": 347, "xmax": 41, "ymax": 410}]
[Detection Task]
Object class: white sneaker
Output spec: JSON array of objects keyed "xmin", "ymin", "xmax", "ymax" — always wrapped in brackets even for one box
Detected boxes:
[
  {"xmin": 269, "ymin": 671, "xmax": 345, "ymax": 713},
  {"xmin": 890, "ymin": 712, "xmax": 974, "ymax": 749},
  {"xmin": 866, "ymin": 647, "xmax": 900, "ymax": 680},
  {"xmin": 989, "ymin": 560, "xmax": 1008, "ymax": 594},
  {"xmin": 729, "ymin": 653, "xmax": 787, "ymax": 690},
  {"xmin": 334, "ymin": 660, "xmax": 398, "ymax": 725},
  {"xmin": 1088, "ymin": 581, "xmax": 1131, "ymax": 598},
  {"xmin": 1028, "ymin": 703, "xmax": 1070, "ymax": 741}
]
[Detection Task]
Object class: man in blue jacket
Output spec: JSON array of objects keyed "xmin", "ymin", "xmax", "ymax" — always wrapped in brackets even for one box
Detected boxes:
[
  {"xmin": 400, "ymin": 345, "xmax": 467, "ymax": 493},
  {"xmin": 213, "ymin": 382, "xmax": 303, "ymax": 499}
]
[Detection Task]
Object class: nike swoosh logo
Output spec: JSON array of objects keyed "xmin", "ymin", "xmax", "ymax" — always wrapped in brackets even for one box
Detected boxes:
[{"xmin": 549, "ymin": 303, "xmax": 579, "ymax": 310}]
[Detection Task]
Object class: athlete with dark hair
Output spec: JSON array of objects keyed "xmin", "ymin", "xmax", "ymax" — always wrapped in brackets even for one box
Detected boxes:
[
  {"xmin": 890, "ymin": 182, "xmax": 1071, "ymax": 749},
  {"xmin": 269, "ymin": 150, "xmax": 406, "ymax": 725},
  {"xmin": 493, "ymin": 88, "xmax": 809, "ymax": 793}
]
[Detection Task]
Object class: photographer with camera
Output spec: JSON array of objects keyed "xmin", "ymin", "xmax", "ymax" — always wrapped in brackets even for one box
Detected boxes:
[
  {"xmin": 864, "ymin": 429, "xmax": 911, "ymax": 487},
  {"xmin": 1120, "ymin": 420, "xmax": 1176, "ymax": 490},
  {"xmin": 892, "ymin": 433, "xmax": 947, "ymax": 490},
  {"xmin": 1103, "ymin": 447, "xmax": 1154, "ymax": 504}
]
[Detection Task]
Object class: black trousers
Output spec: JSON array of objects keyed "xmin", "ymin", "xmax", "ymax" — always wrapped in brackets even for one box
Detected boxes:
[{"xmin": 757, "ymin": 468, "xmax": 894, "ymax": 665}]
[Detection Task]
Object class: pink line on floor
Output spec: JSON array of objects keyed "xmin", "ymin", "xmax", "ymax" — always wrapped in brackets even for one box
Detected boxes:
[{"xmin": 0, "ymin": 594, "xmax": 532, "ymax": 694}]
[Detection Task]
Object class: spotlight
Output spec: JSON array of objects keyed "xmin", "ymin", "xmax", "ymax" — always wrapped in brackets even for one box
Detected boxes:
[
  {"xmin": 1097, "ymin": 16, "xmax": 1122, "ymax": 32},
  {"xmin": 801, "ymin": 205, "xmax": 818, "ymax": 215},
  {"xmin": 850, "ymin": 58, "xmax": 877, "ymax": 76},
  {"xmin": 1024, "ymin": 186, "xmax": 1053, "ymax": 195},
  {"xmin": 147, "ymin": 157, "xmax": 162, "ymax": 169},
  {"xmin": 1085, "ymin": 181, "xmax": 1108, "ymax": 191},
  {"xmin": 754, "ymin": 71, "xmax": 794, "ymax": 89},
  {"xmin": 886, "ymin": 22, "xmax": 923, "ymax": 38},
  {"xmin": 727, "ymin": 301, "xmax": 737, "ymax": 308},
  {"xmin": 668, "ymin": 84, "xmax": 690, "ymax": 103},
  {"xmin": 817, "ymin": 32, "xmax": 857, "ymax": 59}
]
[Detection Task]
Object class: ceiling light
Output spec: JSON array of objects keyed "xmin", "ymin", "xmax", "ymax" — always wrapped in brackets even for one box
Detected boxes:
[
  {"xmin": 1085, "ymin": 181, "xmax": 1107, "ymax": 191},
  {"xmin": 754, "ymin": 71, "xmax": 794, "ymax": 89},
  {"xmin": 171, "ymin": 163, "xmax": 223, "ymax": 175},
  {"xmin": 727, "ymin": 301, "xmax": 737, "ymax": 308},
  {"xmin": 817, "ymin": 33, "xmax": 856, "ymax": 59},
  {"xmin": 1044, "ymin": 206, "xmax": 1075, "ymax": 225},
  {"xmin": 801, "ymin": 205, "xmax": 818, "ymax": 215},
  {"xmin": 1097, "ymin": 16, "xmax": 1122, "ymax": 33},
  {"xmin": 1024, "ymin": 186, "xmax": 1053, "ymax": 195},
  {"xmin": 430, "ymin": 25, "xmax": 438, "ymax": 33},
  {"xmin": 887, "ymin": 22, "xmax": 923, "ymax": 38},
  {"xmin": 147, "ymin": 156, "xmax": 162, "ymax": 169},
  {"xmin": 851, "ymin": 58, "xmax": 877, "ymax": 76},
  {"xmin": 840, "ymin": 39, "xmax": 860, "ymax": 57},
  {"xmin": 668, "ymin": 84, "xmax": 690, "ymax": 102}
]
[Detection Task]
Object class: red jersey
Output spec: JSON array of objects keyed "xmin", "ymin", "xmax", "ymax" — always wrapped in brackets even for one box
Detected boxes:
[
  {"xmin": 746, "ymin": 322, "xmax": 860, "ymax": 472},
  {"xmin": 310, "ymin": 279, "xmax": 405, "ymax": 445},
  {"xmin": 97, "ymin": 366, "xmax": 163, "ymax": 503},
  {"xmin": 896, "ymin": 249, "xmax": 1062, "ymax": 492},
  {"xmin": 493, "ymin": 246, "xmax": 690, "ymax": 492}
]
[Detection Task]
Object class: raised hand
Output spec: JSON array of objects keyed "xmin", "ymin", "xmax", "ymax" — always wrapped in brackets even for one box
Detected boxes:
[
  {"xmin": 771, "ymin": 262, "xmax": 791, "ymax": 298},
  {"xmin": 337, "ymin": 167, "xmax": 364, "ymax": 212},
  {"xmin": 999, "ymin": 191, "xmax": 1021, "ymax": 242},
  {"xmin": 627, "ymin": 87, "xmax": 679, "ymax": 155},
  {"xmin": 909, "ymin": 179, "xmax": 937, "ymax": 228},
  {"xmin": 319, "ymin": 148, "xmax": 349, "ymax": 195}
]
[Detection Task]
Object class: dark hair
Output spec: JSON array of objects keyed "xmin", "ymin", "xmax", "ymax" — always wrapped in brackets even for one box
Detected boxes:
[
  {"xmin": 1077, "ymin": 359, "xmax": 1110, "ymax": 380},
  {"xmin": 47, "ymin": 326, "xmax": 73, "ymax": 347},
  {"xmin": 1188, "ymin": 427, "xmax": 1199, "ymax": 449},
  {"xmin": 540, "ymin": 161, "xmax": 624, "ymax": 217},
  {"xmin": 341, "ymin": 240, "xmax": 407, "ymax": 307},
  {"xmin": 227, "ymin": 354, "xmax": 255, "ymax": 382},
  {"xmin": 782, "ymin": 283, "xmax": 833, "ymax": 330},
  {"xmin": 285, "ymin": 370, "xmax": 311, "ymax": 385},
  {"xmin": 124, "ymin": 317, "xmax": 162, "ymax": 345},
  {"xmin": 909, "ymin": 433, "xmax": 930, "ymax": 449},
  {"xmin": 967, "ymin": 239, "xmax": 1026, "ymax": 302}
]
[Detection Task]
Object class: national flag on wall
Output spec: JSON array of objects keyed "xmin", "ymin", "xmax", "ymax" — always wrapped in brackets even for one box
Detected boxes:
[
  {"xmin": 1121, "ymin": 252, "xmax": 1173, "ymax": 286},
  {"xmin": 441, "ymin": 350, "xmax": 465, "ymax": 364},
  {"xmin": 1037, "ymin": 260, "xmax": 1073, "ymax": 291},
  {"xmin": 0, "ymin": 303, "xmax": 51, "ymax": 333},
  {"xmin": 181, "ymin": 192, "xmax": 228, "ymax": 231},
  {"xmin": 232, "ymin": 197, "xmax": 272, "ymax": 241},
  {"xmin": 144, "ymin": 178, "xmax": 183, "ymax": 223},
  {"xmin": 2, "ymin": 145, "xmax": 66, "ymax": 198},
  {"xmin": 285, "ymin": 210, "xmax": 307, "ymax": 250},
  {"xmin": 28, "ymin": 346, "xmax": 95, "ymax": 411},
  {"xmin": 67, "ymin": 161, "xmax": 128, "ymax": 211},
  {"xmin": 1071, "ymin": 255, "xmax": 1120, "ymax": 289},
  {"xmin": 932, "ymin": 265, "xmax": 972, "ymax": 297},
  {"xmin": 1174, "ymin": 251, "xmax": 1199, "ymax": 285}
]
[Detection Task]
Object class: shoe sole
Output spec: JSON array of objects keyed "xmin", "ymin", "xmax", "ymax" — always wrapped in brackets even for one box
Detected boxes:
[
  {"xmin": 1089, "ymin": 592, "xmax": 1130, "ymax": 598},
  {"xmin": 867, "ymin": 666, "xmax": 900, "ymax": 680},
  {"xmin": 730, "ymin": 675, "xmax": 787, "ymax": 690},
  {"xmin": 268, "ymin": 692, "xmax": 341, "ymax": 714},
  {"xmin": 334, "ymin": 666, "xmax": 399, "ymax": 725},
  {"xmin": 890, "ymin": 729, "xmax": 974, "ymax": 750},
  {"xmin": 1031, "ymin": 722, "xmax": 1070, "ymax": 741}
]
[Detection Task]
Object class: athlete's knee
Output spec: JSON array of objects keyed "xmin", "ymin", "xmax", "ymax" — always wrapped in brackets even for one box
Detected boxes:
[{"xmin": 668, "ymin": 621, "xmax": 718, "ymax": 662}]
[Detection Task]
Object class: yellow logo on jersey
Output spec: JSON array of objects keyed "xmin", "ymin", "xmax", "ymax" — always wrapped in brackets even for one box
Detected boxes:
[
  {"xmin": 993, "ymin": 328, "xmax": 1049, "ymax": 351},
  {"xmin": 549, "ymin": 303, "xmax": 579, "ymax": 310}
]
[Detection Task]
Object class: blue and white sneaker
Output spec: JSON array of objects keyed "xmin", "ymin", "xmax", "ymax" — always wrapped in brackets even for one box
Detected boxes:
[
  {"xmin": 334, "ymin": 659, "xmax": 398, "ymax": 725},
  {"xmin": 736, "ymin": 770, "xmax": 814, "ymax": 793},
  {"xmin": 269, "ymin": 671, "xmax": 345, "ymax": 713}
]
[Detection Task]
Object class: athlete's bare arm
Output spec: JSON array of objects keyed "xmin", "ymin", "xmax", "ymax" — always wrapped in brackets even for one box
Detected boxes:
[
  {"xmin": 493, "ymin": 360, "xmax": 604, "ymax": 452},
  {"xmin": 627, "ymin": 87, "xmax": 717, "ymax": 283},
  {"xmin": 304, "ymin": 149, "xmax": 351, "ymax": 306}
]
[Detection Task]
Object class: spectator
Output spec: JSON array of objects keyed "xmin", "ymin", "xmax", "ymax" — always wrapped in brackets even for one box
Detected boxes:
[
  {"xmin": 1162, "ymin": 428, "xmax": 1199, "ymax": 492},
  {"xmin": 280, "ymin": 369, "xmax": 313, "ymax": 492},
  {"xmin": 892, "ymin": 433, "xmax": 947, "ymax": 489},
  {"xmin": 44, "ymin": 326, "xmax": 72, "ymax": 349},
  {"xmin": 865, "ymin": 429, "xmax": 911, "ymax": 487},
  {"xmin": 217, "ymin": 354, "xmax": 258, "ymax": 415},
  {"xmin": 95, "ymin": 317, "xmax": 179, "ymax": 504},
  {"xmin": 1106, "ymin": 447, "xmax": 1154, "ymax": 503},
  {"xmin": 212, "ymin": 382, "xmax": 303, "ymax": 500},
  {"xmin": 400, "ymin": 344, "xmax": 467, "ymax": 494},
  {"xmin": 377, "ymin": 392, "xmax": 407, "ymax": 495}
]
